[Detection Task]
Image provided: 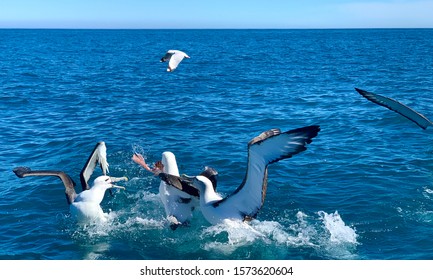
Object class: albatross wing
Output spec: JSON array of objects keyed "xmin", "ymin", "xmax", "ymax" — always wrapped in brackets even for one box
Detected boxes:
[
  {"xmin": 13, "ymin": 167, "xmax": 77, "ymax": 204},
  {"xmin": 158, "ymin": 166, "xmax": 219, "ymax": 197},
  {"xmin": 80, "ymin": 141, "xmax": 109, "ymax": 191},
  {"xmin": 355, "ymin": 88, "xmax": 433, "ymax": 130},
  {"xmin": 214, "ymin": 125, "xmax": 320, "ymax": 220}
]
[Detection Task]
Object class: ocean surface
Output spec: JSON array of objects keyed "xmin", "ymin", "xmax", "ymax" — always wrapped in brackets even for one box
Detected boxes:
[{"xmin": 0, "ymin": 29, "xmax": 432, "ymax": 260}]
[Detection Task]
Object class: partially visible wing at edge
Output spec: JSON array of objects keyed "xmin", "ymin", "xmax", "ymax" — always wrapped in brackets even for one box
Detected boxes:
[{"xmin": 355, "ymin": 88, "xmax": 433, "ymax": 130}]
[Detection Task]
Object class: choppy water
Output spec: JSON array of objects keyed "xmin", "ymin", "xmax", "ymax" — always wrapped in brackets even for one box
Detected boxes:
[{"xmin": 1, "ymin": 29, "xmax": 433, "ymax": 260}]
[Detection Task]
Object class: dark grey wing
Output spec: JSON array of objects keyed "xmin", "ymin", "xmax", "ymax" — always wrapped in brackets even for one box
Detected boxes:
[
  {"xmin": 158, "ymin": 173, "xmax": 199, "ymax": 197},
  {"xmin": 13, "ymin": 167, "xmax": 77, "ymax": 205},
  {"xmin": 355, "ymin": 88, "xmax": 433, "ymax": 130},
  {"xmin": 80, "ymin": 142, "xmax": 108, "ymax": 191},
  {"xmin": 158, "ymin": 165, "xmax": 218, "ymax": 196},
  {"xmin": 160, "ymin": 51, "xmax": 174, "ymax": 62}
]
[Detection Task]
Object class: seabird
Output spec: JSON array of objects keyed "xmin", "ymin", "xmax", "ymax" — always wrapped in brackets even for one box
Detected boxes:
[
  {"xmin": 167, "ymin": 125, "xmax": 320, "ymax": 225},
  {"xmin": 355, "ymin": 88, "xmax": 433, "ymax": 130},
  {"xmin": 160, "ymin": 50, "xmax": 190, "ymax": 72},
  {"xmin": 133, "ymin": 151, "xmax": 217, "ymax": 229},
  {"xmin": 13, "ymin": 142, "xmax": 127, "ymax": 223}
]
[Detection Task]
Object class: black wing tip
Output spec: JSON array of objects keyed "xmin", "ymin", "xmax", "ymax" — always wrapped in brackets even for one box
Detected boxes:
[
  {"xmin": 355, "ymin": 87, "xmax": 375, "ymax": 99},
  {"xmin": 354, "ymin": 87, "xmax": 365, "ymax": 93},
  {"xmin": 287, "ymin": 125, "xmax": 321, "ymax": 140},
  {"xmin": 13, "ymin": 166, "xmax": 31, "ymax": 178}
]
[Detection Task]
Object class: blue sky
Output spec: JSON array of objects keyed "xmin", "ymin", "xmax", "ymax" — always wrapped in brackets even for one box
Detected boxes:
[{"xmin": 1, "ymin": 0, "xmax": 433, "ymax": 29}]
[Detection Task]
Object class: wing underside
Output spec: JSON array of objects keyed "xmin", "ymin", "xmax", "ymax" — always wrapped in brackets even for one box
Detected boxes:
[
  {"xmin": 168, "ymin": 53, "xmax": 185, "ymax": 71},
  {"xmin": 214, "ymin": 126, "xmax": 320, "ymax": 218},
  {"xmin": 355, "ymin": 88, "xmax": 433, "ymax": 130},
  {"xmin": 13, "ymin": 167, "xmax": 77, "ymax": 204}
]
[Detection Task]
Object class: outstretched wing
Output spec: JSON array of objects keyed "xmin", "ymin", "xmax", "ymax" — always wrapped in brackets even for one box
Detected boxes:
[
  {"xmin": 13, "ymin": 167, "xmax": 77, "ymax": 205},
  {"xmin": 80, "ymin": 142, "xmax": 109, "ymax": 191},
  {"xmin": 215, "ymin": 125, "xmax": 320, "ymax": 219},
  {"xmin": 355, "ymin": 88, "xmax": 433, "ymax": 130}
]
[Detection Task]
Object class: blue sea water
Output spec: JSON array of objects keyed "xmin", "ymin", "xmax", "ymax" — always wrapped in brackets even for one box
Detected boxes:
[{"xmin": 0, "ymin": 29, "xmax": 433, "ymax": 260}]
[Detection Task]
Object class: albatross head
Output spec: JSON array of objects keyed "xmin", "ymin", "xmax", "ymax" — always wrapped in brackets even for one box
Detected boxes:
[{"xmin": 192, "ymin": 175, "xmax": 221, "ymax": 204}]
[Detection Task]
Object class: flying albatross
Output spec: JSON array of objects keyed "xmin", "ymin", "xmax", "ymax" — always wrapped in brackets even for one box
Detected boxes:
[
  {"xmin": 355, "ymin": 88, "xmax": 433, "ymax": 130},
  {"xmin": 163, "ymin": 125, "xmax": 320, "ymax": 225},
  {"xmin": 13, "ymin": 142, "xmax": 127, "ymax": 223},
  {"xmin": 133, "ymin": 151, "xmax": 217, "ymax": 229},
  {"xmin": 160, "ymin": 50, "xmax": 190, "ymax": 72}
]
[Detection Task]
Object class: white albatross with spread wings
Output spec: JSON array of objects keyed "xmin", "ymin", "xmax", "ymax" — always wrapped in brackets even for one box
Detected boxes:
[
  {"xmin": 174, "ymin": 125, "xmax": 320, "ymax": 225},
  {"xmin": 355, "ymin": 88, "xmax": 433, "ymax": 130},
  {"xmin": 13, "ymin": 142, "xmax": 127, "ymax": 224},
  {"xmin": 160, "ymin": 50, "xmax": 190, "ymax": 72}
]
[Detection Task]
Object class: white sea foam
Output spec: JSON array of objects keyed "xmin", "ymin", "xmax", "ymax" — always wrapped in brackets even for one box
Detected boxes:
[
  {"xmin": 200, "ymin": 210, "xmax": 358, "ymax": 259},
  {"xmin": 131, "ymin": 217, "xmax": 166, "ymax": 228},
  {"xmin": 422, "ymin": 186, "xmax": 433, "ymax": 199}
]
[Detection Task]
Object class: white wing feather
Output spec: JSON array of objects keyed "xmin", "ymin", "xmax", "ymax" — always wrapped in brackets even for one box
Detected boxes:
[{"xmin": 80, "ymin": 142, "xmax": 109, "ymax": 190}]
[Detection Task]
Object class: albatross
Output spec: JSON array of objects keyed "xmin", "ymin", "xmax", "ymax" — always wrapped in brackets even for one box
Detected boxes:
[
  {"xmin": 133, "ymin": 151, "xmax": 217, "ymax": 229},
  {"xmin": 165, "ymin": 125, "xmax": 320, "ymax": 225},
  {"xmin": 13, "ymin": 142, "xmax": 127, "ymax": 223},
  {"xmin": 355, "ymin": 88, "xmax": 433, "ymax": 130},
  {"xmin": 160, "ymin": 50, "xmax": 190, "ymax": 72}
]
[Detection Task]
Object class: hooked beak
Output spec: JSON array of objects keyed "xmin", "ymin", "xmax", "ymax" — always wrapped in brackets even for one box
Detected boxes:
[
  {"xmin": 110, "ymin": 184, "xmax": 126, "ymax": 190},
  {"xmin": 105, "ymin": 176, "xmax": 127, "ymax": 190}
]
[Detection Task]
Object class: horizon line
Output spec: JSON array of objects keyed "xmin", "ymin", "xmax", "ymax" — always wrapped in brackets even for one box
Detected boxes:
[{"xmin": 1, "ymin": 27, "xmax": 433, "ymax": 30}]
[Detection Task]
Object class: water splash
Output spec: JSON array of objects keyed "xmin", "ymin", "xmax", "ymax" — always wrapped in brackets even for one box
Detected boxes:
[
  {"xmin": 318, "ymin": 211, "xmax": 358, "ymax": 244},
  {"xmin": 198, "ymin": 210, "xmax": 358, "ymax": 259},
  {"xmin": 317, "ymin": 211, "xmax": 359, "ymax": 259}
]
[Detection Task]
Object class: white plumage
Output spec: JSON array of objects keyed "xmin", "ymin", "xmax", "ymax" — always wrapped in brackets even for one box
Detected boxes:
[
  {"xmin": 70, "ymin": 175, "xmax": 125, "ymax": 223},
  {"xmin": 158, "ymin": 151, "xmax": 198, "ymax": 227}
]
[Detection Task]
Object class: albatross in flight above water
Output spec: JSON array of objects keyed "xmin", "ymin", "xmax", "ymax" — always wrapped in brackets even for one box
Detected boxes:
[
  {"xmin": 163, "ymin": 125, "xmax": 320, "ymax": 225},
  {"xmin": 355, "ymin": 88, "xmax": 433, "ymax": 130},
  {"xmin": 133, "ymin": 151, "xmax": 218, "ymax": 229},
  {"xmin": 160, "ymin": 50, "xmax": 190, "ymax": 72},
  {"xmin": 13, "ymin": 142, "xmax": 127, "ymax": 224}
]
